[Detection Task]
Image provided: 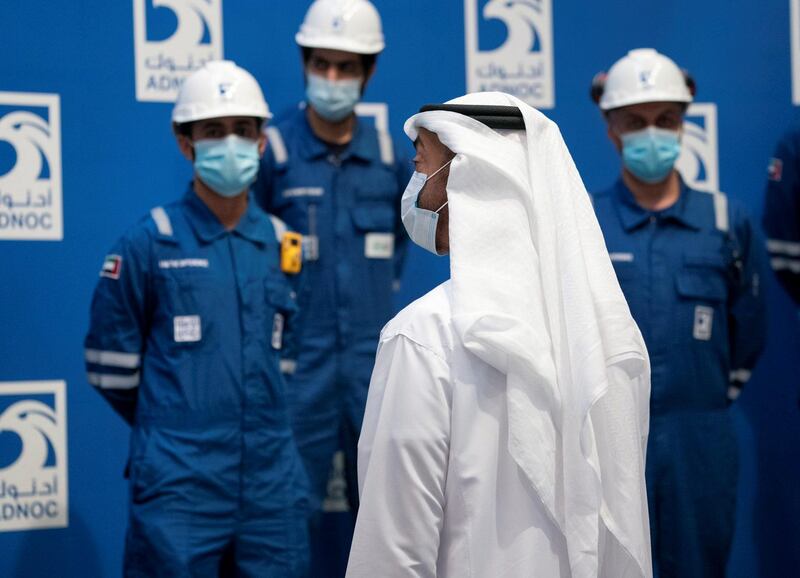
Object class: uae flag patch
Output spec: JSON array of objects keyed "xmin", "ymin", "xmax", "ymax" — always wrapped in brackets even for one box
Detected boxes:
[
  {"xmin": 100, "ymin": 254, "xmax": 122, "ymax": 279},
  {"xmin": 768, "ymin": 157, "xmax": 783, "ymax": 182}
]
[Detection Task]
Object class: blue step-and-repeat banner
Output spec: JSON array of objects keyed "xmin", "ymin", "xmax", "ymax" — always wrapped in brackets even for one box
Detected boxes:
[{"xmin": 1, "ymin": 1, "xmax": 798, "ymax": 576}]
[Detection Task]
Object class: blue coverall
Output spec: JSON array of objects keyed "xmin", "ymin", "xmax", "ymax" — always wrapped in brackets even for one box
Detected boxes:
[
  {"xmin": 763, "ymin": 129, "xmax": 800, "ymax": 306},
  {"xmin": 592, "ymin": 178, "xmax": 767, "ymax": 578},
  {"xmin": 254, "ymin": 108, "xmax": 410, "ymax": 536},
  {"xmin": 84, "ymin": 189, "xmax": 309, "ymax": 577}
]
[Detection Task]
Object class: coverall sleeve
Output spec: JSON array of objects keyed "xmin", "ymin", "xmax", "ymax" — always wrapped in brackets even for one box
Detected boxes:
[
  {"xmin": 84, "ymin": 231, "xmax": 150, "ymax": 425},
  {"xmin": 346, "ymin": 334, "xmax": 451, "ymax": 578},
  {"xmin": 392, "ymin": 147, "xmax": 413, "ymax": 291},
  {"xmin": 763, "ymin": 131, "xmax": 800, "ymax": 305},
  {"xmin": 728, "ymin": 208, "xmax": 768, "ymax": 400}
]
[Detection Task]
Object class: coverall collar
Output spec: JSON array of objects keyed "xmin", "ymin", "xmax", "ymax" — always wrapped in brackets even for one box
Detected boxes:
[
  {"xmin": 614, "ymin": 175, "xmax": 702, "ymax": 232},
  {"xmin": 183, "ymin": 185, "xmax": 271, "ymax": 246},
  {"xmin": 299, "ymin": 108, "xmax": 379, "ymax": 163}
]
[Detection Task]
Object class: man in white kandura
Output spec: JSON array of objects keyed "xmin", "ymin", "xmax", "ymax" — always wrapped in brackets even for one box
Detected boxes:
[{"xmin": 345, "ymin": 92, "xmax": 653, "ymax": 578}]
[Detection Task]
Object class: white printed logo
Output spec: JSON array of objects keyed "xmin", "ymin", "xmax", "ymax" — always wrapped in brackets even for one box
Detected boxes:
[
  {"xmin": 792, "ymin": 0, "xmax": 800, "ymax": 104},
  {"xmin": 322, "ymin": 450, "xmax": 349, "ymax": 513},
  {"xmin": 465, "ymin": 0, "xmax": 555, "ymax": 108},
  {"xmin": 0, "ymin": 381, "xmax": 68, "ymax": 532},
  {"xmin": 0, "ymin": 93, "xmax": 62, "ymax": 241},
  {"xmin": 133, "ymin": 0, "xmax": 224, "ymax": 102},
  {"xmin": 676, "ymin": 103, "xmax": 719, "ymax": 192}
]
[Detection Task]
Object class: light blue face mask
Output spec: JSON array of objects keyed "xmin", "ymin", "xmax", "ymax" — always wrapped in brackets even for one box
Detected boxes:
[
  {"xmin": 305, "ymin": 74, "xmax": 361, "ymax": 123},
  {"xmin": 621, "ymin": 127, "xmax": 682, "ymax": 184},
  {"xmin": 193, "ymin": 134, "xmax": 260, "ymax": 198},
  {"xmin": 401, "ymin": 160, "xmax": 452, "ymax": 255}
]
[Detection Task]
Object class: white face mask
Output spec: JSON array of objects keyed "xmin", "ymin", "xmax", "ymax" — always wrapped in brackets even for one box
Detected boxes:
[{"xmin": 400, "ymin": 159, "xmax": 452, "ymax": 255}]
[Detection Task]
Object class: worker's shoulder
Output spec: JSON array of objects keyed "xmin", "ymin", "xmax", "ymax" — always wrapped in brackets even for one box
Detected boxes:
[
  {"xmin": 115, "ymin": 197, "xmax": 193, "ymax": 249},
  {"xmin": 380, "ymin": 281, "xmax": 455, "ymax": 361},
  {"xmin": 587, "ymin": 185, "xmax": 616, "ymax": 210},
  {"xmin": 686, "ymin": 186, "xmax": 756, "ymax": 233}
]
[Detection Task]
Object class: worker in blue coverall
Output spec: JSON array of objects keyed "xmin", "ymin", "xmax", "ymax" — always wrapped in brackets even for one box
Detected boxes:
[
  {"xmin": 589, "ymin": 49, "xmax": 767, "ymax": 578},
  {"xmin": 84, "ymin": 60, "xmax": 309, "ymax": 577},
  {"xmin": 254, "ymin": 0, "xmax": 410, "ymax": 572},
  {"xmin": 763, "ymin": 129, "xmax": 800, "ymax": 307}
]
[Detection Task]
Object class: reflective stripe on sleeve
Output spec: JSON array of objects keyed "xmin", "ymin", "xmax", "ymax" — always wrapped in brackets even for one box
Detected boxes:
[
  {"xmin": 88, "ymin": 371, "xmax": 140, "ymax": 389},
  {"xmin": 270, "ymin": 214, "xmax": 289, "ymax": 243},
  {"xmin": 771, "ymin": 257, "xmax": 800, "ymax": 273},
  {"xmin": 150, "ymin": 206, "xmax": 173, "ymax": 236},
  {"xmin": 729, "ymin": 368, "xmax": 752, "ymax": 384},
  {"xmin": 767, "ymin": 239, "xmax": 800, "ymax": 257},
  {"xmin": 85, "ymin": 349, "xmax": 141, "ymax": 369},
  {"xmin": 266, "ymin": 127, "xmax": 288, "ymax": 164},
  {"xmin": 712, "ymin": 191, "xmax": 729, "ymax": 233},
  {"xmin": 727, "ymin": 385, "xmax": 742, "ymax": 401}
]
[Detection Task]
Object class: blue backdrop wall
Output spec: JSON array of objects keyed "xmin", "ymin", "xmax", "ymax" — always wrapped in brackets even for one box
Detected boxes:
[{"xmin": 1, "ymin": 1, "xmax": 798, "ymax": 576}]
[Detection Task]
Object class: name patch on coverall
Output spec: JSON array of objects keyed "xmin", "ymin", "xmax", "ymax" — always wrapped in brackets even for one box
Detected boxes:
[
  {"xmin": 693, "ymin": 306, "xmax": 714, "ymax": 341},
  {"xmin": 174, "ymin": 315, "xmax": 202, "ymax": 342},
  {"xmin": 365, "ymin": 233, "xmax": 394, "ymax": 259}
]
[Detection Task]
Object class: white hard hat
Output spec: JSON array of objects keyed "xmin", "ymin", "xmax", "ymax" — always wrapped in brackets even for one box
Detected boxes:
[
  {"xmin": 595, "ymin": 48, "xmax": 693, "ymax": 111},
  {"xmin": 172, "ymin": 60, "xmax": 271, "ymax": 124},
  {"xmin": 295, "ymin": 0, "xmax": 385, "ymax": 55}
]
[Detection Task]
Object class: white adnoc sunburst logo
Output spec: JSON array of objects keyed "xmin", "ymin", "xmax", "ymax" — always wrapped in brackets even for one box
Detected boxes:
[
  {"xmin": 133, "ymin": 0, "xmax": 224, "ymax": 102},
  {"xmin": 0, "ymin": 92, "xmax": 62, "ymax": 241},
  {"xmin": 676, "ymin": 103, "xmax": 719, "ymax": 192},
  {"xmin": 0, "ymin": 381, "xmax": 68, "ymax": 532},
  {"xmin": 465, "ymin": 0, "xmax": 555, "ymax": 108}
]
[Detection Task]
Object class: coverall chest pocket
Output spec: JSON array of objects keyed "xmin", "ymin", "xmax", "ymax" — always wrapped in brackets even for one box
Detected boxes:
[
  {"xmin": 154, "ymin": 272, "xmax": 220, "ymax": 350},
  {"xmin": 273, "ymin": 190, "xmax": 322, "ymax": 235},
  {"xmin": 675, "ymin": 254, "xmax": 729, "ymax": 343},
  {"xmin": 351, "ymin": 203, "xmax": 396, "ymax": 261}
]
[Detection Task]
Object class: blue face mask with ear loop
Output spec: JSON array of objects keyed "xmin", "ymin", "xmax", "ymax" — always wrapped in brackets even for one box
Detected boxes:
[
  {"xmin": 305, "ymin": 74, "xmax": 362, "ymax": 122},
  {"xmin": 401, "ymin": 159, "xmax": 452, "ymax": 255},
  {"xmin": 620, "ymin": 126, "xmax": 682, "ymax": 184},
  {"xmin": 193, "ymin": 134, "xmax": 261, "ymax": 198}
]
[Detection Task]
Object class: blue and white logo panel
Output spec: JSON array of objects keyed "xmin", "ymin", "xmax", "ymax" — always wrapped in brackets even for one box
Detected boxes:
[
  {"xmin": 0, "ymin": 93, "xmax": 62, "ymax": 241},
  {"xmin": 0, "ymin": 381, "xmax": 68, "ymax": 532},
  {"xmin": 465, "ymin": 0, "xmax": 555, "ymax": 109},
  {"xmin": 354, "ymin": 102, "xmax": 394, "ymax": 165},
  {"xmin": 134, "ymin": 0, "xmax": 224, "ymax": 102},
  {"xmin": 676, "ymin": 103, "xmax": 719, "ymax": 192}
]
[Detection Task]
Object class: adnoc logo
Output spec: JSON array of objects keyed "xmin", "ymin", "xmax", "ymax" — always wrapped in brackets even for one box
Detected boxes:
[
  {"xmin": 0, "ymin": 381, "xmax": 68, "ymax": 532},
  {"xmin": 465, "ymin": 0, "xmax": 555, "ymax": 108},
  {"xmin": 355, "ymin": 102, "xmax": 394, "ymax": 165},
  {"xmin": 676, "ymin": 103, "xmax": 719, "ymax": 192},
  {"xmin": 133, "ymin": 0, "xmax": 224, "ymax": 102},
  {"xmin": 0, "ymin": 93, "xmax": 62, "ymax": 241}
]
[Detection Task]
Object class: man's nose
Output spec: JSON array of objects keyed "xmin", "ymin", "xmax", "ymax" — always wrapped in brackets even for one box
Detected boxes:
[{"xmin": 325, "ymin": 66, "xmax": 341, "ymax": 82}]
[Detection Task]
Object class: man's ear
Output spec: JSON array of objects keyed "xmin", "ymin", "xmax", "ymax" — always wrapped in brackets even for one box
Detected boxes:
[
  {"xmin": 176, "ymin": 132, "xmax": 195, "ymax": 162},
  {"xmin": 606, "ymin": 124, "xmax": 622, "ymax": 153},
  {"xmin": 258, "ymin": 132, "xmax": 267, "ymax": 158},
  {"xmin": 361, "ymin": 62, "xmax": 377, "ymax": 93}
]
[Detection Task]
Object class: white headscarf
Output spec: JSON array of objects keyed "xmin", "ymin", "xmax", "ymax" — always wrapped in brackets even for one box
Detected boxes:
[{"xmin": 404, "ymin": 92, "xmax": 652, "ymax": 578}]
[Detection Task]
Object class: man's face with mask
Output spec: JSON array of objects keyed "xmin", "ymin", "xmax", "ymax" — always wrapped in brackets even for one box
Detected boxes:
[
  {"xmin": 413, "ymin": 127, "xmax": 456, "ymax": 254},
  {"xmin": 305, "ymin": 48, "xmax": 374, "ymax": 123},
  {"xmin": 606, "ymin": 101, "xmax": 685, "ymax": 184}
]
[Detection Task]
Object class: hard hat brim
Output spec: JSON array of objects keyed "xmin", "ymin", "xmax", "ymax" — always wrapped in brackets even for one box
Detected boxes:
[{"xmin": 295, "ymin": 32, "xmax": 384, "ymax": 55}]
